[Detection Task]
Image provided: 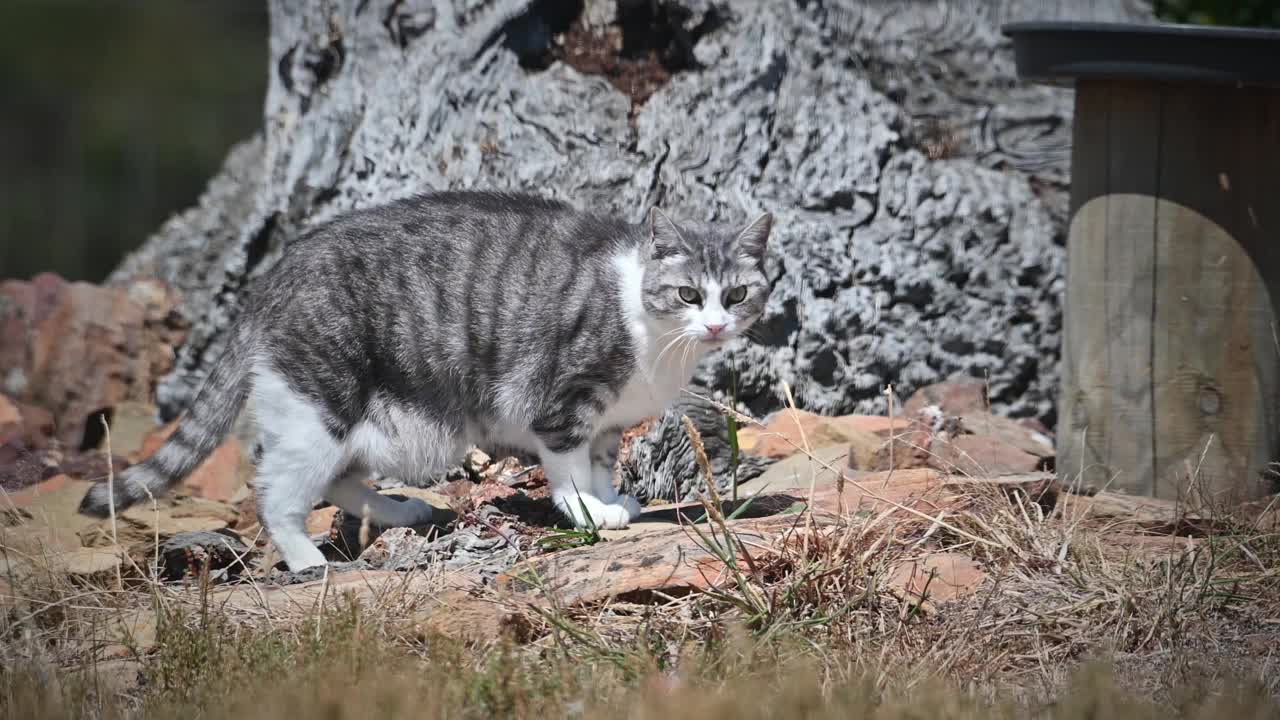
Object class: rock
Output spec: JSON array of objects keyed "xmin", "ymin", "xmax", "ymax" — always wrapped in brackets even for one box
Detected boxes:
[
  {"xmin": 1054, "ymin": 490, "xmax": 1216, "ymax": 536},
  {"xmin": 158, "ymin": 528, "xmax": 254, "ymax": 581},
  {"xmin": 886, "ymin": 552, "xmax": 985, "ymax": 606},
  {"xmin": 0, "ymin": 273, "xmax": 187, "ymax": 449},
  {"xmin": 861, "ymin": 428, "xmax": 935, "ymax": 473},
  {"xmin": 104, "ymin": 401, "xmax": 159, "ymax": 459},
  {"xmin": 305, "ymin": 505, "xmax": 340, "ymax": 537},
  {"xmin": 743, "ymin": 409, "xmax": 910, "ymax": 461},
  {"xmin": 928, "ymin": 433, "xmax": 1045, "ymax": 477},
  {"xmin": 0, "ymin": 393, "xmax": 20, "ymax": 436},
  {"xmin": 463, "ymin": 448, "xmax": 493, "ymax": 479},
  {"xmin": 497, "ymin": 521, "xmax": 774, "ymax": 607},
  {"xmin": 620, "ymin": 396, "xmax": 773, "ymax": 504},
  {"xmin": 955, "ymin": 412, "xmax": 1055, "ymax": 460},
  {"xmin": 209, "ymin": 568, "xmax": 465, "ymax": 618},
  {"xmin": 736, "ymin": 445, "xmax": 848, "ymax": 497},
  {"xmin": 358, "ymin": 523, "xmax": 526, "ymax": 579},
  {"xmin": 49, "ymin": 545, "xmax": 124, "ymax": 581},
  {"xmin": 5, "ymin": 474, "xmax": 103, "ymax": 552},
  {"xmin": 323, "ymin": 487, "xmax": 458, "ymax": 561},
  {"xmin": 109, "ymin": 1, "xmax": 1155, "ymax": 476},
  {"xmin": 902, "ymin": 376, "xmax": 990, "ymax": 419},
  {"xmin": 102, "ymin": 609, "xmax": 158, "ymax": 660}
]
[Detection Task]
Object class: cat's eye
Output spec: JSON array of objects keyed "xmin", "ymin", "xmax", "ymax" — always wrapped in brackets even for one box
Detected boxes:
[
  {"xmin": 725, "ymin": 285, "xmax": 748, "ymax": 305},
  {"xmin": 678, "ymin": 286, "xmax": 702, "ymax": 305}
]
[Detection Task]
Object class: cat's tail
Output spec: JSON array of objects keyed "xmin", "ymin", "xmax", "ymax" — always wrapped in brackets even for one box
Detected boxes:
[{"xmin": 78, "ymin": 317, "xmax": 257, "ymax": 518}]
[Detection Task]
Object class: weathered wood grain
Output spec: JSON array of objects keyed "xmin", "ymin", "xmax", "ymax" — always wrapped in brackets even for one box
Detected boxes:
[{"xmin": 1059, "ymin": 78, "xmax": 1280, "ymax": 502}]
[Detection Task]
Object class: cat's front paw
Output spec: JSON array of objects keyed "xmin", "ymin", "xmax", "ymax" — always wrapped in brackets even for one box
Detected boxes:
[{"xmin": 555, "ymin": 493, "xmax": 632, "ymax": 530}]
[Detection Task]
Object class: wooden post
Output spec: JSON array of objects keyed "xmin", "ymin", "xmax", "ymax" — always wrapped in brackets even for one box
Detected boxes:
[{"xmin": 1060, "ymin": 78, "xmax": 1280, "ymax": 502}]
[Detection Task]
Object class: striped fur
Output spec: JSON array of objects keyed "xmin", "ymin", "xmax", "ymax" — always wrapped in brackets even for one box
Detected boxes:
[{"xmin": 76, "ymin": 191, "xmax": 773, "ymax": 570}]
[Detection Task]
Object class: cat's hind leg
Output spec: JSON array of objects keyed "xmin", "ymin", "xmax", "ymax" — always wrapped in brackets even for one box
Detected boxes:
[
  {"xmin": 325, "ymin": 470, "xmax": 438, "ymax": 528},
  {"xmin": 251, "ymin": 365, "xmax": 343, "ymax": 571},
  {"xmin": 254, "ymin": 445, "xmax": 336, "ymax": 572}
]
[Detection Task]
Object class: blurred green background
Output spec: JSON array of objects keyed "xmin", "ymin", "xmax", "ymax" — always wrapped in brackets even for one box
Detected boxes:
[
  {"xmin": 0, "ymin": 1, "xmax": 1276, "ymax": 284},
  {"xmin": 0, "ymin": 1, "xmax": 266, "ymax": 282}
]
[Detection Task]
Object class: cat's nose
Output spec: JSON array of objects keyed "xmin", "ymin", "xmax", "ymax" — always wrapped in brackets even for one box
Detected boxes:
[{"xmin": 704, "ymin": 323, "xmax": 727, "ymax": 338}]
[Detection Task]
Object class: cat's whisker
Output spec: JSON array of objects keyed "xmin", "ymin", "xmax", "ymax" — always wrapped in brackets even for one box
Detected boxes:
[
  {"xmin": 678, "ymin": 334, "xmax": 698, "ymax": 369},
  {"xmin": 651, "ymin": 329, "xmax": 692, "ymax": 373}
]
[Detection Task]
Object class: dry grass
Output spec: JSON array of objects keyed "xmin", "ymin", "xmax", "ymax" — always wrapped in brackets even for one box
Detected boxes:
[{"xmin": 3, "ymin": 396, "xmax": 1279, "ymax": 718}]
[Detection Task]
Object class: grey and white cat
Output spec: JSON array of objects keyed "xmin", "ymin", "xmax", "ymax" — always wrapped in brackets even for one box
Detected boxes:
[{"xmin": 79, "ymin": 191, "xmax": 773, "ymax": 571}]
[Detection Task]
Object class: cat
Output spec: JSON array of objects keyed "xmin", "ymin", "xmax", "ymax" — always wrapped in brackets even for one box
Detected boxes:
[{"xmin": 79, "ymin": 191, "xmax": 773, "ymax": 571}]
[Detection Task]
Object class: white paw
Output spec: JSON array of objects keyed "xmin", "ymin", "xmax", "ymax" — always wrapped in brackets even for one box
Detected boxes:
[
  {"xmin": 592, "ymin": 503, "xmax": 633, "ymax": 530},
  {"xmin": 555, "ymin": 493, "xmax": 631, "ymax": 530}
]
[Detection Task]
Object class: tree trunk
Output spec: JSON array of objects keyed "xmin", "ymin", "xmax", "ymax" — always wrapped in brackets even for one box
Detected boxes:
[{"xmin": 107, "ymin": 0, "xmax": 1154, "ymax": 496}]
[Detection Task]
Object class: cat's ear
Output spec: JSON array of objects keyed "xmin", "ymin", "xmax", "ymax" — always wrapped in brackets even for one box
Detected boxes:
[
  {"xmin": 646, "ymin": 207, "xmax": 683, "ymax": 259},
  {"xmin": 736, "ymin": 212, "xmax": 773, "ymax": 261}
]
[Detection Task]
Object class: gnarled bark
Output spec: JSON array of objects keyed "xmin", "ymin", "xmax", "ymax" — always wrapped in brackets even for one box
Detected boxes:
[{"xmin": 109, "ymin": 0, "xmax": 1154, "ymax": 499}]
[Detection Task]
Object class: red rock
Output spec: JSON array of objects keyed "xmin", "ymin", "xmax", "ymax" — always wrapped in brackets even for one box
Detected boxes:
[
  {"xmin": 852, "ymin": 428, "xmax": 933, "ymax": 472},
  {"xmin": 744, "ymin": 410, "xmax": 913, "ymax": 460},
  {"xmin": 496, "ymin": 521, "xmax": 773, "ymax": 606},
  {"xmin": 306, "ymin": 505, "xmax": 340, "ymax": 536},
  {"xmin": 955, "ymin": 412, "xmax": 1054, "ymax": 459},
  {"xmin": 928, "ymin": 434, "xmax": 1045, "ymax": 476},
  {"xmin": 470, "ymin": 479, "xmax": 519, "ymax": 504},
  {"xmin": 841, "ymin": 414, "xmax": 913, "ymax": 437},
  {"xmin": 0, "ymin": 394, "xmax": 20, "ymax": 436},
  {"xmin": 887, "ymin": 552, "xmax": 985, "ymax": 604},
  {"xmin": 902, "ymin": 377, "xmax": 988, "ymax": 418},
  {"xmin": 17, "ymin": 403, "xmax": 56, "ymax": 448},
  {"xmin": 0, "ymin": 273, "xmax": 187, "ymax": 448},
  {"xmin": 184, "ymin": 438, "xmax": 248, "ymax": 503},
  {"xmin": 6, "ymin": 472, "xmax": 77, "ymax": 509}
]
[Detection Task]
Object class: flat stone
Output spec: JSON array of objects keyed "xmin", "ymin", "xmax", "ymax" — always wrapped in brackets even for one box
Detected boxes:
[
  {"xmin": 0, "ymin": 393, "xmax": 20, "ymax": 437},
  {"xmin": 742, "ymin": 411, "xmax": 910, "ymax": 460},
  {"xmin": 498, "ymin": 520, "xmax": 775, "ymax": 607},
  {"xmin": 104, "ymin": 401, "xmax": 157, "ymax": 459},
  {"xmin": 929, "ymin": 433, "xmax": 1044, "ymax": 476},
  {"xmin": 886, "ymin": 552, "xmax": 985, "ymax": 605},
  {"xmin": 736, "ymin": 445, "xmax": 849, "ymax": 496},
  {"xmin": 208, "ymin": 567, "xmax": 467, "ymax": 618},
  {"xmin": 902, "ymin": 377, "xmax": 990, "ymax": 418},
  {"xmin": 49, "ymin": 545, "xmax": 124, "ymax": 578},
  {"xmin": 956, "ymin": 412, "xmax": 1055, "ymax": 459}
]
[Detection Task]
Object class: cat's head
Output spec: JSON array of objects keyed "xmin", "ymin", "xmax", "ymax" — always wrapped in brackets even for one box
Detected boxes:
[{"xmin": 639, "ymin": 207, "xmax": 773, "ymax": 346}]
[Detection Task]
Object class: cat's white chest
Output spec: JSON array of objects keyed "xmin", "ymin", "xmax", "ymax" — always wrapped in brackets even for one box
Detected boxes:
[
  {"xmin": 600, "ymin": 247, "xmax": 702, "ymax": 432},
  {"xmin": 598, "ymin": 342, "xmax": 697, "ymax": 431}
]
